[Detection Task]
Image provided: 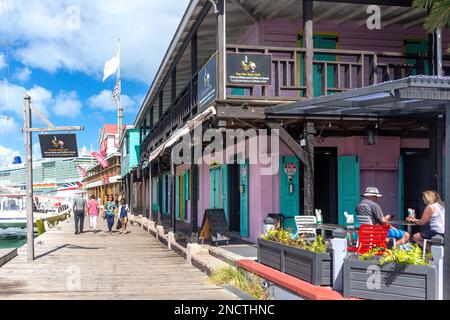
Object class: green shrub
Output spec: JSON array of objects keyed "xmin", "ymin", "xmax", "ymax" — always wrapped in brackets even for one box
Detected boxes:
[
  {"xmin": 262, "ymin": 229, "xmax": 327, "ymax": 253},
  {"xmin": 358, "ymin": 244, "xmax": 431, "ymax": 266}
]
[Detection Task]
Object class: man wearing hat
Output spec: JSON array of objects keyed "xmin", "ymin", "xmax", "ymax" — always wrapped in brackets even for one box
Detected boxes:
[{"xmin": 356, "ymin": 187, "xmax": 410, "ymax": 246}]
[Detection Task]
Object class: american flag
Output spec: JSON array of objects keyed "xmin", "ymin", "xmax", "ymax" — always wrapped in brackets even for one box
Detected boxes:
[{"xmin": 113, "ymin": 78, "xmax": 121, "ymax": 103}]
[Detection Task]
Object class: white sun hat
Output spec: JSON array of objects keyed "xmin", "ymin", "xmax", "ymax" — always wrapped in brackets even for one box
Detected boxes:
[{"xmin": 363, "ymin": 187, "xmax": 383, "ymax": 198}]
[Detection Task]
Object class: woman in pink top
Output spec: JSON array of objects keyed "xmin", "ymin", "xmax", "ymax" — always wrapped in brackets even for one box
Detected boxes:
[{"xmin": 87, "ymin": 194, "xmax": 99, "ymax": 232}]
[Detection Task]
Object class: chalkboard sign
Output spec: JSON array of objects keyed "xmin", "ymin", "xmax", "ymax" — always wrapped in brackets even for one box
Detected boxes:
[{"xmin": 199, "ymin": 208, "xmax": 230, "ymax": 245}]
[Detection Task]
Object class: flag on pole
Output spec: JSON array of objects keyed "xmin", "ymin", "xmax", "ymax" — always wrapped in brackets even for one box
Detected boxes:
[
  {"xmin": 113, "ymin": 78, "xmax": 121, "ymax": 103},
  {"xmin": 103, "ymin": 46, "xmax": 120, "ymax": 82},
  {"xmin": 91, "ymin": 151, "xmax": 109, "ymax": 169},
  {"xmin": 76, "ymin": 165, "xmax": 88, "ymax": 178}
]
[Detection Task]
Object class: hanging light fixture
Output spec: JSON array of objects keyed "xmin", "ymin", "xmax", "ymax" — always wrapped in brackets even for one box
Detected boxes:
[{"xmin": 365, "ymin": 123, "xmax": 377, "ymax": 145}]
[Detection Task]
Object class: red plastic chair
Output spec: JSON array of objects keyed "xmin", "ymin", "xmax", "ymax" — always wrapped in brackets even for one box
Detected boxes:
[{"xmin": 347, "ymin": 224, "xmax": 390, "ymax": 255}]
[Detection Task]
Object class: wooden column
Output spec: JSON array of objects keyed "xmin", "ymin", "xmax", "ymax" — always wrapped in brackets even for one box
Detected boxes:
[
  {"xmin": 444, "ymin": 104, "xmax": 450, "ymax": 299},
  {"xmin": 429, "ymin": 119, "xmax": 438, "ymax": 191},
  {"xmin": 217, "ymin": 0, "xmax": 227, "ymax": 100},
  {"xmin": 437, "ymin": 117, "xmax": 444, "ymax": 195},
  {"xmin": 304, "ymin": 122, "xmax": 315, "ymax": 215},
  {"xmin": 303, "ymin": 0, "xmax": 314, "ymax": 99},
  {"xmin": 190, "ymin": 143, "xmax": 199, "ymax": 235}
]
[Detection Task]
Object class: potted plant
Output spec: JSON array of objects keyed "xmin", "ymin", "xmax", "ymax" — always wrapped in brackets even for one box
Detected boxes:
[
  {"xmin": 257, "ymin": 229, "xmax": 332, "ymax": 286},
  {"xmin": 343, "ymin": 245, "xmax": 437, "ymax": 300}
]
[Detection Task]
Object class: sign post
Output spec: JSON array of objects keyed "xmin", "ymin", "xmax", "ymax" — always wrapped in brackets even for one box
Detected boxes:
[{"xmin": 22, "ymin": 95, "xmax": 84, "ymax": 262}]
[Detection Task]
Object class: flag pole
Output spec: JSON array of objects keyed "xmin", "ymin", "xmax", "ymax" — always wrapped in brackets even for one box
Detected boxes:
[{"xmin": 117, "ymin": 38, "xmax": 123, "ymax": 141}]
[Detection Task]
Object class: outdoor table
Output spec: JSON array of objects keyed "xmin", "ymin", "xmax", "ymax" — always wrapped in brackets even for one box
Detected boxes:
[
  {"xmin": 296, "ymin": 223, "xmax": 359, "ymax": 244},
  {"xmin": 389, "ymin": 220, "xmax": 416, "ymax": 234}
]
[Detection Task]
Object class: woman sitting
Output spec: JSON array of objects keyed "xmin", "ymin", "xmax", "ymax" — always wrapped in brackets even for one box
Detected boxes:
[{"xmin": 406, "ymin": 190, "xmax": 445, "ymax": 249}]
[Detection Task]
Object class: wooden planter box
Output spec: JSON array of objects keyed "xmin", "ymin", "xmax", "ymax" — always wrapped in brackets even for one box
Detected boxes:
[
  {"xmin": 343, "ymin": 255, "xmax": 437, "ymax": 300},
  {"xmin": 257, "ymin": 238, "xmax": 332, "ymax": 286}
]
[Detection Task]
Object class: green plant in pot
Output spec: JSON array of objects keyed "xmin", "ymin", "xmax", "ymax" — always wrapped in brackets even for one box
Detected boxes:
[
  {"xmin": 358, "ymin": 244, "xmax": 431, "ymax": 266},
  {"xmin": 262, "ymin": 229, "xmax": 327, "ymax": 253}
]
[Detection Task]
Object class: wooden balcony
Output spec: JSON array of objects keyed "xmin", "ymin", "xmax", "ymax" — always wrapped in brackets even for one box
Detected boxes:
[
  {"xmin": 141, "ymin": 45, "xmax": 449, "ymax": 156},
  {"xmin": 226, "ymin": 44, "xmax": 450, "ymax": 100}
]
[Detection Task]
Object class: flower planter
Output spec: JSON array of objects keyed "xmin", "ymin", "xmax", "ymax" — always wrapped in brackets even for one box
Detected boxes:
[
  {"xmin": 343, "ymin": 255, "xmax": 437, "ymax": 300},
  {"xmin": 257, "ymin": 238, "xmax": 332, "ymax": 286}
]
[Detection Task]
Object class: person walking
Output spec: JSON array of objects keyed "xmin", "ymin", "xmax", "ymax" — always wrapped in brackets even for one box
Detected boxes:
[
  {"xmin": 72, "ymin": 192, "xmax": 87, "ymax": 234},
  {"xmin": 87, "ymin": 194, "xmax": 100, "ymax": 232},
  {"xmin": 118, "ymin": 198, "xmax": 130, "ymax": 235},
  {"xmin": 104, "ymin": 195, "xmax": 117, "ymax": 234}
]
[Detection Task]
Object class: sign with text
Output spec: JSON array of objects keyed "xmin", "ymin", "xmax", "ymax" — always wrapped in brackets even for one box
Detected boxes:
[
  {"xmin": 198, "ymin": 53, "xmax": 217, "ymax": 109},
  {"xmin": 227, "ymin": 53, "xmax": 272, "ymax": 86},
  {"xmin": 39, "ymin": 134, "xmax": 78, "ymax": 158},
  {"xmin": 199, "ymin": 208, "xmax": 230, "ymax": 244}
]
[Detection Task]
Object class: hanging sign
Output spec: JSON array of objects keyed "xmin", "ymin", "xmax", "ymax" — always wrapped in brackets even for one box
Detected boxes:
[
  {"xmin": 39, "ymin": 134, "xmax": 79, "ymax": 158},
  {"xmin": 91, "ymin": 151, "xmax": 109, "ymax": 169},
  {"xmin": 198, "ymin": 53, "xmax": 217, "ymax": 109},
  {"xmin": 227, "ymin": 53, "xmax": 272, "ymax": 86},
  {"xmin": 284, "ymin": 163, "xmax": 297, "ymax": 176}
]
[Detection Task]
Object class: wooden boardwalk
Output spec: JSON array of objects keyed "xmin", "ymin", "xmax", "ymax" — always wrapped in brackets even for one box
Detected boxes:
[{"xmin": 0, "ymin": 216, "xmax": 236, "ymax": 300}]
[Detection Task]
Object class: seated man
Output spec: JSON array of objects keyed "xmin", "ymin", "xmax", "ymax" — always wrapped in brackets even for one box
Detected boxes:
[{"xmin": 356, "ymin": 187, "xmax": 409, "ymax": 247}]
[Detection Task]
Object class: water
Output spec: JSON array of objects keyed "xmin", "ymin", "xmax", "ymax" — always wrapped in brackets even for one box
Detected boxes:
[{"xmin": 0, "ymin": 227, "xmax": 36, "ymax": 249}]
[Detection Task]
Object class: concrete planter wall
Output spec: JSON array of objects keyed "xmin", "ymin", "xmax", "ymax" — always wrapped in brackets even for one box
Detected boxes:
[
  {"xmin": 257, "ymin": 238, "xmax": 332, "ymax": 286},
  {"xmin": 343, "ymin": 256, "xmax": 437, "ymax": 300}
]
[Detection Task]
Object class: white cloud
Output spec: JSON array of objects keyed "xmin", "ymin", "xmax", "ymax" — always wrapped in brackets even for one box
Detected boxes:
[
  {"xmin": 13, "ymin": 67, "xmax": 32, "ymax": 82},
  {"xmin": 0, "ymin": 145, "xmax": 21, "ymax": 167},
  {"xmin": 54, "ymin": 91, "xmax": 82, "ymax": 118},
  {"xmin": 88, "ymin": 90, "xmax": 137, "ymax": 113},
  {"xmin": 0, "ymin": 80, "xmax": 52, "ymax": 117},
  {"xmin": 0, "ymin": 53, "xmax": 6, "ymax": 70},
  {"xmin": 0, "ymin": 117, "xmax": 20, "ymax": 137},
  {"xmin": 3, "ymin": 0, "xmax": 189, "ymax": 83}
]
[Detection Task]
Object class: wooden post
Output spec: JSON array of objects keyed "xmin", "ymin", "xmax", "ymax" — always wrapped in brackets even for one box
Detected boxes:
[
  {"xmin": 303, "ymin": 0, "xmax": 314, "ymax": 99},
  {"xmin": 158, "ymin": 158, "xmax": 163, "ymax": 226},
  {"xmin": 23, "ymin": 95, "xmax": 34, "ymax": 262},
  {"xmin": 190, "ymin": 144, "xmax": 199, "ymax": 235},
  {"xmin": 304, "ymin": 122, "xmax": 315, "ymax": 216},
  {"xmin": 429, "ymin": 120, "xmax": 438, "ymax": 191},
  {"xmin": 444, "ymin": 103, "xmax": 450, "ymax": 299},
  {"xmin": 437, "ymin": 117, "xmax": 444, "ymax": 195},
  {"xmin": 217, "ymin": 0, "xmax": 227, "ymax": 100}
]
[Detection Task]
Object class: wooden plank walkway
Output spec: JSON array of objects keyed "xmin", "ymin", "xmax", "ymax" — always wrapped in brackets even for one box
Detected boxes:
[{"xmin": 0, "ymin": 216, "xmax": 236, "ymax": 300}]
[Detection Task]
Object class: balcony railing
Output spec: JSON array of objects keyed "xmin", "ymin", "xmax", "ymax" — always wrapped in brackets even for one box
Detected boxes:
[
  {"xmin": 141, "ymin": 74, "xmax": 198, "ymax": 156},
  {"xmin": 226, "ymin": 44, "xmax": 450, "ymax": 100},
  {"xmin": 141, "ymin": 44, "xmax": 449, "ymax": 157}
]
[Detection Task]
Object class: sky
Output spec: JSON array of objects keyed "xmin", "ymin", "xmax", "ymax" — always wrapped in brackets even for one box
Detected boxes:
[{"xmin": 0, "ymin": 0, "xmax": 189, "ymax": 167}]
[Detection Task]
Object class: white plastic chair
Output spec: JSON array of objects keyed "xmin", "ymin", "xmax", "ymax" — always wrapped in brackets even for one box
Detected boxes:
[{"xmin": 294, "ymin": 215, "xmax": 317, "ymax": 240}]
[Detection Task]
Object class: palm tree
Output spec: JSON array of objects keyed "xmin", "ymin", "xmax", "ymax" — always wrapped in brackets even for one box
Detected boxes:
[{"xmin": 413, "ymin": 0, "xmax": 450, "ymax": 33}]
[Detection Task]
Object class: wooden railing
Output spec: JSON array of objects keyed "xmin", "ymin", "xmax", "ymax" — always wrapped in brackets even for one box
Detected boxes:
[
  {"xmin": 141, "ymin": 74, "xmax": 198, "ymax": 156},
  {"xmin": 226, "ymin": 44, "xmax": 450, "ymax": 100}
]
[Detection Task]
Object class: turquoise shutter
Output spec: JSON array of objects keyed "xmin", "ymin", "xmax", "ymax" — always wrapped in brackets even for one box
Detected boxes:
[
  {"xmin": 175, "ymin": 176, "xmax": 180, "ymax": 219},
  {"xmin": 162, "ymin": 175, "xmax": 166, "ymax": 214},
  {"xmin": 280, "ymin": 156, "xmax": 300, "ymax": 231},
  {"xmin": 398, "ymin": 156, "xmax": 405, "ymax": 221},
  {"xmin": 210, "ymin": 167, "xmax": 220, "ymax": 208},
  {"xmin": 221, "ymin": 165, "xmax": 229, "ymax": 222},
  {"xmin": 338, "ymin": 156, "xmax": 360, "ymax": 226},
  {"xmin": 240, "ymin": 161, "xmax": 249, "ymax": 238}
]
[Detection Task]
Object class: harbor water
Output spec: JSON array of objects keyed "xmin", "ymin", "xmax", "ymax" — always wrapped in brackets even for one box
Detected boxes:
[{"xmin": 0, "ymin": 227, "xmax": 36, "ymax": 250}]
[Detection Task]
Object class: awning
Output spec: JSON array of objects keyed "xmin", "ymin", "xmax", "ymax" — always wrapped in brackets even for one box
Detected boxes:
[
  {"xmin": 266, "ymin": 76, "xmax": 450, "ymax": 118},
  {"xmin": 148, "ymin": 106, "xmax": 216, "ymax": 162}
]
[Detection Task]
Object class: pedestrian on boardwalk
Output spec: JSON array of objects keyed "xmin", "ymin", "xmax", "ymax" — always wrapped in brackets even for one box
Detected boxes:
[
  {"xmin": 118, "ymin": 198, "xmax": 130, "ymax": 235},
  {"xmin": 104, "ymin": 195, "xmax": 117, "ymax": 234},
  {"xmin": 87, "ymin": 194, "xmax": 99, "ymax": 232},
  {"xmin": 72, "ymin": 192, "xmax": 87, "ymax": 235}
]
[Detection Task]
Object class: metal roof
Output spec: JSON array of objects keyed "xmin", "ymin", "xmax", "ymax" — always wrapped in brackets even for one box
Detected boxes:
[{"xmin": 265, "ymin": 76, "xmax": 450, "ymax": 118}]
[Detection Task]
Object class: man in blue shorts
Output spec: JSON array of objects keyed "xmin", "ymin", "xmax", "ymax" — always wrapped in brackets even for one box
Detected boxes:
[{"xmin": 356, "ymin": 187, "xmax": 410, "ymax": 247}]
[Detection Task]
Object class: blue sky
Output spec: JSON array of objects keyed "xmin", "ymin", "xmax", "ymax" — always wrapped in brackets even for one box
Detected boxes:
[{"xmin": 0, "ymin": 0, "xmax": 189, "ymax": 166}]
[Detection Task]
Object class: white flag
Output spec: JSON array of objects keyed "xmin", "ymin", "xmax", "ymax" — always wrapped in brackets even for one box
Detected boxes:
[{"xmin": 103, "ymin": 46, "xmax": 120, "ymax": 82}]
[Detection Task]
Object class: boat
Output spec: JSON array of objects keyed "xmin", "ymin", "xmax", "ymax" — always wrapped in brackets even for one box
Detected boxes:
[{"xmin": 0, "ymin": 193, "xmax": 71, "ymax": 228}]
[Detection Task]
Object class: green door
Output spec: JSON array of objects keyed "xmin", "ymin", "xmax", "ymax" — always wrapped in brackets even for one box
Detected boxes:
[
  {"xmin": 221, "ymin": 165, "xmax": 229, "ymax": 222},
  {"xmin": 162, "ymin": 174, "xmax": 167, "ymax": 215},
  {"xmin": 337, "ymin": 156, "xmax": 360, "ymax": 226},
  {"xmin": 398, "ymin": 156, "xmax": 405, "ymax": 222},
  {"xmin": 184, "ymin": 170, "xmax": 190, "ymax": 221},
  {"xmin": 152, "ymin": 177, "xmax": 159, "ymax": 213},
  {"xmin": 175, "ymin": 176, "xmax": 180, "ymax": 219},
  {"xmin": 210, "ymin": 167, "xmax": 220, "ymax": 208},
  {"xmin": 299, "ymin": 35, "xmax": 338, "ymax": 97},
  {"xmin": 239, "ymin": 162, "xmax": 249, "ymax": 238},
  {"xmin": 405, "ymin": 39, "xmax": 430, "ymax": 75},
  {"xmin": 280, "ymin": 156, "xmax": 300, "ymax": 231}
]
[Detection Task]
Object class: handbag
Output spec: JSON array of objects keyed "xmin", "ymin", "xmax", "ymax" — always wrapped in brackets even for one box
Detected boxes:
[{"xmin": 116, "ymin": 219, "xmax": 122, "ymax": 230}]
